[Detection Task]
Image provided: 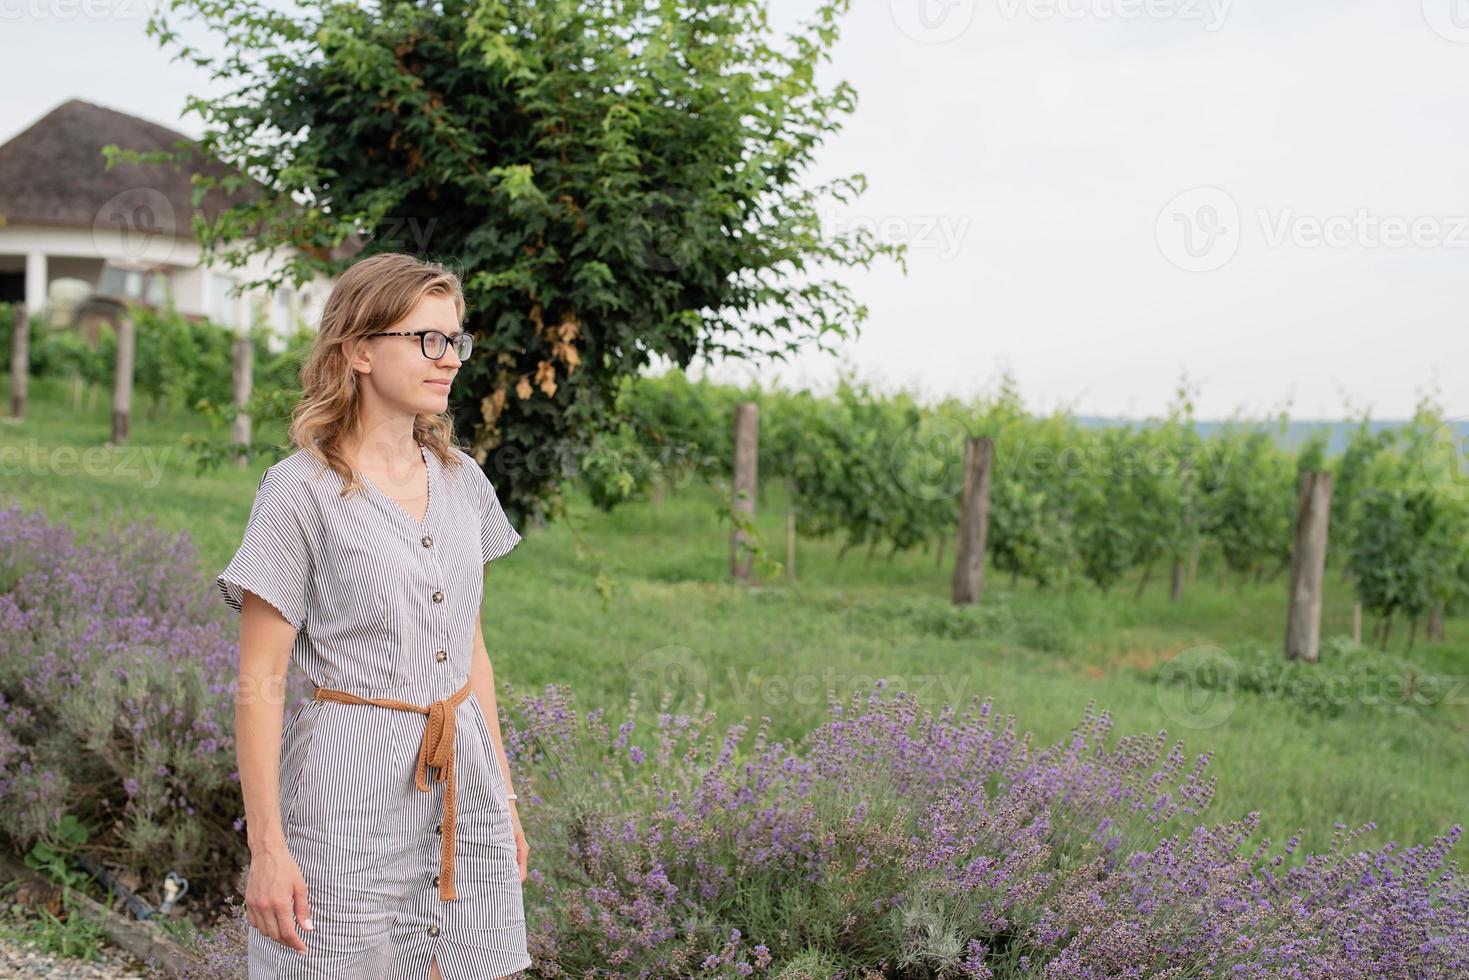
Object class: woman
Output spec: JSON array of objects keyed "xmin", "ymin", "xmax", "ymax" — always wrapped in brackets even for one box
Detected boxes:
[{"xmin": 217, "ymin": 252, "xmax": 532, "ymax": 979}]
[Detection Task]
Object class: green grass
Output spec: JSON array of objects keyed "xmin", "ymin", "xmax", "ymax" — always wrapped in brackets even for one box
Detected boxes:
[{"xmin": 2, "ymin": 374, "xmax": 1465, "ymax": 860}]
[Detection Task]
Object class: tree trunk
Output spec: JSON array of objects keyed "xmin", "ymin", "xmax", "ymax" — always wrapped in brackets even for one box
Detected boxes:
[
  {"xmin": 1134, "ymin": 562, "xmax": 1153, "ymax": 600},
  {"xmin": 729, "ymin": 402, "xmax": 758, "ymax": 581},
  {"xmin": 231, "ymin": 334, "xmax": 253, "ymax": 466}
]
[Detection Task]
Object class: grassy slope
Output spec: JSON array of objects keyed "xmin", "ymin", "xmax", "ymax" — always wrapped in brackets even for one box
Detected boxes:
[{"xmin": 2, "ymin": 375, "xmax": 1464, "ymax": 858}]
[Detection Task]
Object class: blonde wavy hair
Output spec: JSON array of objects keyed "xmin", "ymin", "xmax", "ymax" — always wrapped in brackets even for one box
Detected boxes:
[{"xmin": 287, "ymin": 251, "xmax": 472, "ymax": 497}]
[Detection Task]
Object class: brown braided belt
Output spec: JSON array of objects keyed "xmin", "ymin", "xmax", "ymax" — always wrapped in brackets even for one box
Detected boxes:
[{"xmin": 312, "ymin": 677, "xmax": 474, "ymax": 901}]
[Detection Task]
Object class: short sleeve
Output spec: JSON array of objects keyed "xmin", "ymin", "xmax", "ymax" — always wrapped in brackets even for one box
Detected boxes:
[
  {"xmin": 467, "ymin": 458, "xmax": 522, "ymax": 565},
  {"xmin": 217, "ymin": 465, "xmax": 311, "ymax": 630}
]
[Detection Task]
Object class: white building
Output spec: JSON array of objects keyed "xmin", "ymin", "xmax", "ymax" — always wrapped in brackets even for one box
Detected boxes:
[{"xmin": 0, "ymin": 99, "xmax": 351, "ymax": 349}]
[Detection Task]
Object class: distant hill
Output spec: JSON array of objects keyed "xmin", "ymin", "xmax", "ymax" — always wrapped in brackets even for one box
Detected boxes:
[{"xmin": 1071, "ymin": 417, "xmax": 1469, "ymax": 455}]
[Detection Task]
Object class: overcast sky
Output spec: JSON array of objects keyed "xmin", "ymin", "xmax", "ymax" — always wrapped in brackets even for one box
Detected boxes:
[{"xmin": 4, "ymin": 0, "xmax": 1467, "ymax": 422}]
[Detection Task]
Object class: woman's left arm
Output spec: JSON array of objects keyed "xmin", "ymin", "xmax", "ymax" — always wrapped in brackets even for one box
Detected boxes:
[{"xmin": 469, "ymin": 615, "xmax": 528, "ymax": 882}]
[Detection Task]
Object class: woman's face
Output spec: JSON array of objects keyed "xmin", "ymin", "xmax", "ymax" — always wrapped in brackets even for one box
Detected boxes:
[{"xmin": 351, "ymin": 291, "xmax": 464, "ymax": 413}]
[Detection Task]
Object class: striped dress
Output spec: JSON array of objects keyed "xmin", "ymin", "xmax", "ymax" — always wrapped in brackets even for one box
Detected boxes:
[{"xmin": 217, "ymin": 442, "xmax": 531, "ymax": 979}]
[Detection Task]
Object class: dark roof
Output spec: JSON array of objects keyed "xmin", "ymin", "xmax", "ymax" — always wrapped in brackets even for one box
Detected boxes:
[
  {"xmin": 0, "ymin": 99, "xmax": 371, "ymax": 268},
  {"xmin": 0, "ymin": 99, "xmax": 264, "ymax": 238}
]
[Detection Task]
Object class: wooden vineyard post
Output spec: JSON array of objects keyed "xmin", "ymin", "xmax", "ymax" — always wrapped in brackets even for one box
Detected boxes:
[
  {"xmin": 231, "ymin": 333, "xmax": 253, "ymax": 466},
  {"xmin": 1352, "ymin": 602, "xmax": 1362, "ymax": 645},
  {"xmin": 1284, "ymin": 470, "xmax": 1332, "ymax": 662},
  {"xmin": 951, "ymin": 436, "xmax": 994, "ymax": 606},
  {"xmin": 9, "ymin": 303, "xmax": 28, "ymax": 419},
  {"xmin": 110, "ymin": 314, "xmax": 135, "ymax": 444},
  {"xmin": 730, "ymin": 401, "xmax": 758, "ymax": 582}
]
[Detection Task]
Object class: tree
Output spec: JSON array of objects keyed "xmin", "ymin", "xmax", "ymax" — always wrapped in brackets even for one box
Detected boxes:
[{"xmin": 136, "ymin": 0, "xmax": 903, "ymax": 519}]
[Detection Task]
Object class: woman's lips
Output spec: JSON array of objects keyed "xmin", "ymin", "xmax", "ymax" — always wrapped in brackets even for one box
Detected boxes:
[{"xmin": 425, "ymin": 380, "xmax": 451, "ymax": 390}]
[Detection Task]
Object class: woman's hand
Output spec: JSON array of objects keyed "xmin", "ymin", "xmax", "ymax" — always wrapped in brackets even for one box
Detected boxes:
[
  {"xmin": 509, "ymin": 802, "xmax": 529, "ymax": 882},
  {"xmin": 245, "ymin": 843, "xmax": 313, "ymax": 953}
]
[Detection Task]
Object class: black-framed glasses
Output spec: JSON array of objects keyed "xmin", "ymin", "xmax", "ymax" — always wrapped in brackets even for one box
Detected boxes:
[{"xmin": 369, "ymin": 329, "xmax": 474, "ymax": 360}]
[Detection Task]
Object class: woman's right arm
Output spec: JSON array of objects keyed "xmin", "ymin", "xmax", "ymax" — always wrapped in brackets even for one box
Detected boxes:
[{"xmin": 236, "ymin": 590, "xmax": 313, "ymax": 953}]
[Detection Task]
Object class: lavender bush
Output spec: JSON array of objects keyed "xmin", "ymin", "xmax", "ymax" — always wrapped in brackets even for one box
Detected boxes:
[
  {"xmin": 496, "ymin": 682, "xmax": 1466, "ymax": 978},
  {"xmin": 0, "ymin": 502, "xmax": 312, "ymax": 912},
  {"xmin": 2, "ymin": 500, "xmax": 1464, "ymax": 977}
]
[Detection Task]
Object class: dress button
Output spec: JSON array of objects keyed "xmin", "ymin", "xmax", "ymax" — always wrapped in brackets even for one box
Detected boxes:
[
  {"xmin": 434, "ymin": 823, "xmax": 442, "ymax": 834},
  {"xmin": 421, "ymin": 535, "xmax": 433, "ymax": 548},
  {"xmin": 432, "ymin": 590, "xmax": 444, "ymax": 603},
  {"xmin": 435, "ymin": 650, "xmax": 448, "ymax": 663},
  {"xmin": 432, "ymin": 874, "xmax": 440, "ymax": 887},
  {"xmin": 427, "ymin": 925, "xmax": 440, "ymax": 937}
]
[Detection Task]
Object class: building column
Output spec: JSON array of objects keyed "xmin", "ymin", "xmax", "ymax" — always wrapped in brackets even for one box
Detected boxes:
[
  {"xmin": 235, "ymin": 287, "xmax": 252, "ymax": 336},
  {"xmin": 25, "ymin": 251, "xmax": 47, "ymax": 313}
]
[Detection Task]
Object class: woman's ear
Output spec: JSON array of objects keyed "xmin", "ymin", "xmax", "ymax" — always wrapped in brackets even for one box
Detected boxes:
[{"xmin": 344, "ymin": 336, "xmax": 372, "ymax": 376}]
